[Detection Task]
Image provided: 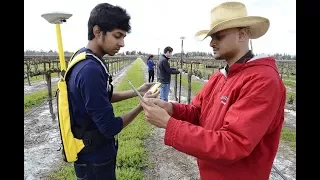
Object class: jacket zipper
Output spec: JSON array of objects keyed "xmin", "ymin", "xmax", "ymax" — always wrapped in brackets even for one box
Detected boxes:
[{"xmin": 220, "ymin": 77, "xmax": 227, "ymax": 92}]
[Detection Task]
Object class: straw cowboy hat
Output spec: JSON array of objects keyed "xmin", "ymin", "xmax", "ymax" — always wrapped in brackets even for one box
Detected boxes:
[{"xmin": 195, "ymin": 1, "xmax": 270, "ymax": 41}]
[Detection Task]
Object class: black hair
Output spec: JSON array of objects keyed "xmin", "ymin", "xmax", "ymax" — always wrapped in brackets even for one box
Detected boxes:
[
  {"xmin": 88, "ymin": 3, "xmax": 131, "ymax": 40},
  {"xmin": 148, "ymin": 55, "xmax": 154, "ymax": 60},
  {"xmin": 164, "ymin": 46, "xmax": 173, "ymax": 54}
]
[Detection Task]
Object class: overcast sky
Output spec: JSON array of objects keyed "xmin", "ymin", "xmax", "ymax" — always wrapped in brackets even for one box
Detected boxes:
[{"xmin": 24, "ymin": 0, "xmax": 296, "ymax": 55}]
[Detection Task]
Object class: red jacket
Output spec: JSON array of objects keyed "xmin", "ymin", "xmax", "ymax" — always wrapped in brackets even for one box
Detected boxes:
[{"xmin": 164, "ymin": 55, "xmax": 286, "ymax": 180}]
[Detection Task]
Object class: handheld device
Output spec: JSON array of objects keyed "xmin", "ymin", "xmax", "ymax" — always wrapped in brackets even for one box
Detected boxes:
[
  {"xmin": 148, "ymin": 82, "xmax": 162, "ymax": 94},
  {"xmin": 128, "ymin": 80, "xmax": 146, "ymax": 103}
]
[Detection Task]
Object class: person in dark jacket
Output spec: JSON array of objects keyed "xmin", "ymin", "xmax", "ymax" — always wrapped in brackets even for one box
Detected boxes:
[
  {"xmin": 67, "ymin": 3, "xmax": 158, "ymax": 180},
  {"xmin": 157, "ymin": 46, "xmax": 180, "ymax": 102},
  {"xmin": 147, "ymin": 55, "xmax": 155, "ymax": 82},
  {"xmin": 140, "ymin": 2, "xmax": 286, "ymax": 180}
]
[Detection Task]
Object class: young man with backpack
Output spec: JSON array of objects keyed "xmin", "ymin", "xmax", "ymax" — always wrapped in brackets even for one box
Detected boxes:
[{"xmin": 65, "ymin": 3, "xmax": 157, "ymax": 179}]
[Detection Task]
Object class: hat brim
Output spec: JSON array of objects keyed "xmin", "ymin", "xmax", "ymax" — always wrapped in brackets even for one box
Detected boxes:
[{"xmin": 195, "ymin": 16, "xmax": 270, "ymax": 41}]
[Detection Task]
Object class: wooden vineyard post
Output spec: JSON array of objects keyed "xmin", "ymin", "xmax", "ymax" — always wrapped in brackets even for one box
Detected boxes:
[
  {"xmin": 115, "ymin": 60, "xmax": 117, "ymax": 74},
  {"xmin": 112, "ymin": 61, "xmax": 114, "ymax": 76},
  {"xmin": 286, "ymin": 63, "xmax": 290, "ymax": 78},
  {"xmin": 34, "ymin": 61, "xmax": 39, "ymax": 80},
  {"xmin": 45, "ymin": 71, "xmax": 56, "ymax": 121},
  {"xmin": 57, "ymin": 61, "xmax": 60, "ymax": 78},
  {"xmin": 187, "ymin": 63, "xmax": 193, "ymax": 104},
  {"xmin": 43, "ymin": 60, "xmax": 46, "ymax": 81},
  {"xmin": 279, "ymin": 63, "xmax": 284, "ymax": 80},
  {"xmin": 118, "ymin": 60, "xmax": 121, "ymax": 71},
  {"xmin": 174, "ymin": 60, "xmax": 178, "ymax": 101},
  {"xmin": 117, "ymin": 60, "xmax": 119, "ymax": 73},
  {"xmin": 106, "ymin": 61, "xmax": 110, "ymax": 73},
  {"xmin": 26, "ymin": 60, "xmax": 31, "ymax": 86},
  {"xmin": 155, "ymin": 61, "xmax": 158, "ymax": 82}
]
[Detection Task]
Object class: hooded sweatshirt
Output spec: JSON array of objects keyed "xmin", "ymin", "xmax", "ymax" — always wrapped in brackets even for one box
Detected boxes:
[{"xmin": 164, "ymin": 54, "xmax": 286, "ymax": 180}]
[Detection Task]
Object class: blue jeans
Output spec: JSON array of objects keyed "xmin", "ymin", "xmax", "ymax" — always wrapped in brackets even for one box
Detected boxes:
[{"xmin": 160, "ymin": 83, "xmax": 170, "ymax": 102}]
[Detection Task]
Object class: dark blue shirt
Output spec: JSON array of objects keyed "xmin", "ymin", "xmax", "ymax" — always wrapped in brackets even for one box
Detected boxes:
[
  {"xmin": 147, "ymin": 59, "xmax": 155, "ymax": 71},
  {"xmin": 67, "ymin": 48, "xmax": 123, "ymax": 163}
]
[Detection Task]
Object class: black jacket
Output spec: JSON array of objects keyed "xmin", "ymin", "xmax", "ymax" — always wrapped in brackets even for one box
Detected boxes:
[{"xmin": 157, "ymin": 54, "xmax": 180, "ymax": 83}]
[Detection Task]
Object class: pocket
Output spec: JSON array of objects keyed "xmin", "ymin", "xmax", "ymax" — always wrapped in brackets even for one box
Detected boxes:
[
  {"xmin": 74, "ymin": 163, "xmax": 87, "ymax": 180},
  {"xmin": 93, "ymin": 158, "xmax": 116, "ymax": 180}
]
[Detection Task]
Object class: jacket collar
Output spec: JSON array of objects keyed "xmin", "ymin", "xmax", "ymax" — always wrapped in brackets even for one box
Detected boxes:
[
  {"xmin": 162, "ymin": 54, "xmax": 170, "ymax": 60},
  {"xmin": 225, "ymin": 50, "xmax": 254, "ymax": 73}
]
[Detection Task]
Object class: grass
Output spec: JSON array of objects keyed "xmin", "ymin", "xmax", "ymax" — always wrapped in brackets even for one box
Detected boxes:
[
  {"xmin": 113, "ymin": 58, "xmax": 152, "ymax": 180},
  {"xmin": 178, "ymin": 74, "xmax": 203, "ymax": 96},
  {"xmin": 282, "ymin": 74, "xmax": 296, "ymax": 81},
  {"xmin": 24, "ymin": 85, "xmax": 57, "ymax": 113},
  {"xmin": 283, "ymin": 80, "xmax": 296, "ymax": 88},
  {"xmin": 24, "ymin": 73, "xmax": 60, "ymax": 83},
  {"xmin": 47, "ymin": 58, "xmax": 152, "ymax": 180},
  {"xmin": 280, "ymin": 128, "xmax": 296, "ymax": 152},
  {"xmin": 286, "ymin": 91, "xmax": 296, "ymax": 104}
]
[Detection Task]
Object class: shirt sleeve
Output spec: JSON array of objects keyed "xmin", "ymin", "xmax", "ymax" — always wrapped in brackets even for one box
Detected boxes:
[
  {"xmin": 77, "ymin": 61, "xmax": 123, "ymax": 138},
  {"xmin": 170, "ymin": 101, "xmax": 201, "ymax": 125},
  {"xmin": 163, "ymin": 60, "xmax": 180, "ymax": 74},
  {"xmin": 170, "ymin": 77, "xmax": 209, "ymax": 124}
]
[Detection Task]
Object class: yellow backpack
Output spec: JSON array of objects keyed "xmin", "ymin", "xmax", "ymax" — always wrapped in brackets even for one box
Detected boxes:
[{"xmin": 56, "ymin": 49, "xmax": 113, "ymax": 162}]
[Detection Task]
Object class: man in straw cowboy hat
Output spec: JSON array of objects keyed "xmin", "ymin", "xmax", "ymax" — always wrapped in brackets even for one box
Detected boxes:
[{"xmin": 139, "ymin": 1, "xmax": 286, "ymax": 179}]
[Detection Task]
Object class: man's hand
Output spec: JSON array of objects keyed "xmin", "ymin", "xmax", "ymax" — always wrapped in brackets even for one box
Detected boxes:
[
  {"xmin": 137, "ymin": 82, "xmax": 155, "ymax": 96},
  {"xmin": 142, "ymin": 97, "xmax": 173, "ymax": 115},
  {"xmin": 140, "ymin": 98, "xmax": 171, "ymax": 129}
]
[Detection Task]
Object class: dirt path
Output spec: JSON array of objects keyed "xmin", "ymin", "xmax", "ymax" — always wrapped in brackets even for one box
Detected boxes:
[
  {"xmin": 142, "ymin": 60, "xmax": 200, "ymax": 180},
  {"xmin": 24, "ymin": 62, "xmax": 134, "ymax": 180},
  {"xmin": 142, "ymin": 65, "xmax": 296, "ymax": 180}
]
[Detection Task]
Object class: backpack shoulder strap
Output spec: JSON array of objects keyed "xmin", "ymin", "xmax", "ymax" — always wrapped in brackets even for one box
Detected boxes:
[
  {"xmin": 63, "ymin": 51, "xmax": 87, "ymax": 80},
  {"xmin": 86, "ymin": 53, "xmax": 110, "ymax": 76},
  {"xmin": 85, "ymin": 53, "xmax": 113, "ymax": 101}
]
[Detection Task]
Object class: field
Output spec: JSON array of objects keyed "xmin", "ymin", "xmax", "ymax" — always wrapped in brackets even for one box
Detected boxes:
[{"xmin": 24, "ymin": 55, "xmax": 296, "ymax": 180}]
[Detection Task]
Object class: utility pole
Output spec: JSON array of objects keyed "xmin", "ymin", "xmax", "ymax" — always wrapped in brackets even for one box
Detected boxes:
[{"xmin": 179, "ymin": 36, "xmax": 185, "ymax": 103}]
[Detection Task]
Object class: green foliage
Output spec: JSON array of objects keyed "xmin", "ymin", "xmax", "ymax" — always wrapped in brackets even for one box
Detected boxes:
[
  {"xmin": 280, "ymin": 128, "xmax": 296, "ymax": 152},
  {"xmin": 24, "ymin": 86, "xmax": 57, "ymax": 113}
]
